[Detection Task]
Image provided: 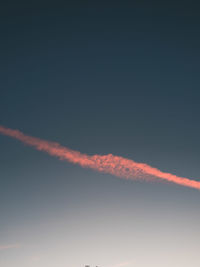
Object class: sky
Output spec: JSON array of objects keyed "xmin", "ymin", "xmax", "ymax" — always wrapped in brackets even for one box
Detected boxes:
[{"xmin": 0, "ymin": 1, "xmax": 200, "ymax": 267}]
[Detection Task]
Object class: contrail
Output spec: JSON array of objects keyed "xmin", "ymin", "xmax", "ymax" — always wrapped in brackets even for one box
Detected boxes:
[{"xmin": 0, "ymin": 125, "xmax": 199, "ymax": 190}]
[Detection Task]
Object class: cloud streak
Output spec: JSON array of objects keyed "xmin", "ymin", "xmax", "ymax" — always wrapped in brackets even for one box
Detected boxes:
[
  {"xmin": 0, "ymin": 244, "xmax": 20, "ymax": 251},
  {"xmin": 0, "ymin": 125, "xmax": 199, "ymax": 190}
]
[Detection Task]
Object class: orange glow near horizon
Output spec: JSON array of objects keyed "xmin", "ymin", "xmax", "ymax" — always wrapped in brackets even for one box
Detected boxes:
[{"xmin": 0, "ymin": 125, "xmax": 200, "ymax": 190}]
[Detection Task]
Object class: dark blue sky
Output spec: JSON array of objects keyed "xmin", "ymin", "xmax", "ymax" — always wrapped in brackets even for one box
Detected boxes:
[{"xmin": 0, "ymin": 2, "xmax": 200, "ymax": 267}]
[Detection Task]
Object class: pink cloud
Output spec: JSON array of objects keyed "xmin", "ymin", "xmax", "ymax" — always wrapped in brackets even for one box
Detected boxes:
[{"xmin": 0, "ymin": 244, "xmax": 20, "ymax": 251}]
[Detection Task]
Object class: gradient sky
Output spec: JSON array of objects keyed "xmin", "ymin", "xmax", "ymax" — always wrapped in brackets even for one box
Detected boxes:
[{"xmin": 0, "ymin": 1, "xmax": 200, "ymax": 267}]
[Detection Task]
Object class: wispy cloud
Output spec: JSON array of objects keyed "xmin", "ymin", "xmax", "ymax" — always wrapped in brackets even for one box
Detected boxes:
[
  {"xmin": 0, "ymin": 244, "xmax": 20, "ymax": 251},
  {"xmin": 31, "ymin": 256, "xmax": 40, "ymax": 262}
]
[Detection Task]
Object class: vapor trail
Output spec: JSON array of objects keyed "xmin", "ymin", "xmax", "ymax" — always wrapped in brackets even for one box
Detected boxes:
[{"xmin": 0, "ymin": 125, "xmax": 199, "ymax": 190}]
